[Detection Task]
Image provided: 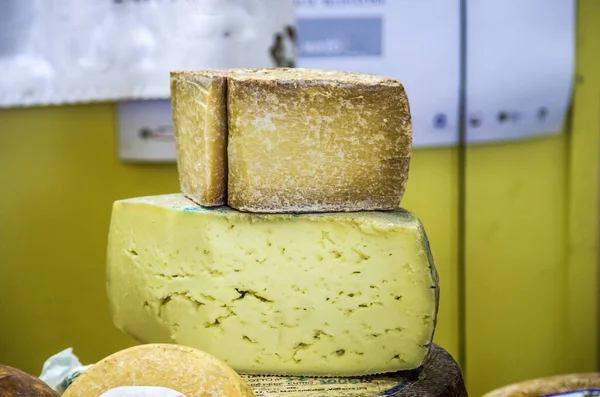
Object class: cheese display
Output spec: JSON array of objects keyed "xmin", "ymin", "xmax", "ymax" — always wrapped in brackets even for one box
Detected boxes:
[
  {"xmin": 61, "ymin": 344, "xmax": 254, "ymax": 397},
  {"xmin": 106, "ymin": 194, "xmax": 439, "ymax": 376},
  {"xmin": 170, "ymin": 68, "xmax": 412, "ymax": 213},
  {"xmin": 0, "ymin": 364, "xmax": 59, "ymax": 397},
  {"xmin": 484, "ymin": 373, "xmax": 600, "ymax": 397},
  {"xmin": 42, "ymin": 344, "xmax": 467, "ymax": 397}
]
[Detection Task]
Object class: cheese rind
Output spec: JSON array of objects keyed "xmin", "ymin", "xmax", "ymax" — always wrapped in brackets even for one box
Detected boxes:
[
  {"xmin": 170, "ymin": 71, "xmax": 228, "ymax": 206},
  {"xmin": 0, "ymin": 365, "xmax": 59, "ymax": 397},
  {"xmin": 170, "ymin": 68, "xmax": 412, "ymax": 213},
  {"xmin": 227, "ymin": 68, "xmax": 411, "ymax": 213},
  {"xmin": 61, "ymin": 344, "xmax": 254, "ymax": 397},
  {"xmin": 107, "ymin": 194, "xmax": 438, "ymax": 376}
]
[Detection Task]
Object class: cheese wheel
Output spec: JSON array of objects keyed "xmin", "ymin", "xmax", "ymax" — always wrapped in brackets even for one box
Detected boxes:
[
  {"xmin": 0, "ymin": 365, "xmax": 59, "ymax": 397},
  {"xmin": 170, "ymin": 68, "xmax": 412, "ymax": 213},
  {"xmin": 107, "ymin": 194, "xmax": 439, "ymax": 376},
  {"xmin": 242, "ymin": 344, "xmax": 467, "ymax": 397},
  {"xmin": 484, "ymin": 373, "xmax": 600, "ymax": 397},
  {"xmin": 61, "ymin": 344, "xmax": 254, "ymax": 397}
]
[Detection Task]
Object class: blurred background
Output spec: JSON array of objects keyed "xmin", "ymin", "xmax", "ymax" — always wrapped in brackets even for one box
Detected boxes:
[{"xmin": 0, "ymin": 0, "xmax": 596, "ymax": 396}]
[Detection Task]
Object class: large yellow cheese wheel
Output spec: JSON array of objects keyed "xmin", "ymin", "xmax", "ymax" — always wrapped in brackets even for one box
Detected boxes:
[{"xmin": 61, "ymin": 344, "xmax": 254, "ymax": 397}]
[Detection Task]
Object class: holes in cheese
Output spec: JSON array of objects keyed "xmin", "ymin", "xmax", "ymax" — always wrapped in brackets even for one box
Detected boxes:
[
  {"xmin": 106, "ymin": 194, "xmax": 439, "ymax": 376},
  {"xmin": 170, "ymin": 68, "xmax": 412, "ymax": 213},
  {"xmin": 61, "ymin": 344, "xmax": 254, "ymax": 397}
]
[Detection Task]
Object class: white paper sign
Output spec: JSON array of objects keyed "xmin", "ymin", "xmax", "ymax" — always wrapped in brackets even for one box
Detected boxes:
[
  {"xmin": 466, "ymin": 0, "xmax": 575, "ymax": 143},
  {"xmin": 0, "ymin": 0, "xmax": 295, "ymax": 107},
  {"xmin": 295, "ymin": 0, "xmax": 461, "ymax": 148}
]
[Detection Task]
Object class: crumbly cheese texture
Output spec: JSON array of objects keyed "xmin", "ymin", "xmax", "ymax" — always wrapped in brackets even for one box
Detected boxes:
[
  {"xmin": 61, "ymin": 344, "xmax": 254, "ymax": 397},
  {"xmin": 170, "ymin": 68, "xmax": 412, "ymax": 213},
  {"xmin": 170, "ymin": 71, "xmax": 228, "ymax": 206},
  {"xmin": 107, "ymin": 194, "xmax": 439, "ymax": 376}
]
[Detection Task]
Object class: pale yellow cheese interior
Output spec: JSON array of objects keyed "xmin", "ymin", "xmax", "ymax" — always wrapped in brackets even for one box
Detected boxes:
[{"xmin": 107, "ymin": 194, "xmax": 438, "ymax": 376}]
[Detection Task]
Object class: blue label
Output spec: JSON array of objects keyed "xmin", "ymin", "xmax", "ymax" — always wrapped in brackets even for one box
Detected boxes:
[{"xmin": 297, "ymin": 17, "xmax": 382, "ymax": 57}]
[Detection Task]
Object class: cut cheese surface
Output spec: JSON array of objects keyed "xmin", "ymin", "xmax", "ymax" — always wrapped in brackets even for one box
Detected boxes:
[
  {"xmin": 107, "ymin": 194, "xmax": 439, "ymax": 376},
  {"xmin": 169, "ymin": 68, "xmax": 412, "ymax": 213},
  {"xmin": 170, "ymin": 71, "xmax": 228, "ymax": 206},
  {"xmin": 61, "ymin": 344, "xmax": 254, "ymax": 397}
]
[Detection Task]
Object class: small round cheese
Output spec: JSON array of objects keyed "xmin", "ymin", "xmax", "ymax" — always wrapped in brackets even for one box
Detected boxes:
[
  {"xmin": 61, "ymin": 344, "xmax": 254, "ymax": 397},
  {"xmin": 0, "ymin": 364, "xmax": 60, "ymax": 397},
  {"xmin": 484, "ymin": 373, "xmax": 600, "ymax": 397}
]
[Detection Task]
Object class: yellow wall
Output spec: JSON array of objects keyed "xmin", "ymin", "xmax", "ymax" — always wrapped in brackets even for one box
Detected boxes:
[
  {"xmin": 465, "ymin": 1, "xmax": 600, "ymax": 395},
  {"xmin": 0, "ymin": 104, "xmax": 179, "ymax": 371},
  {"xmin": 465, "ymin": 135, "xmax": 569, "ymax": 394}
]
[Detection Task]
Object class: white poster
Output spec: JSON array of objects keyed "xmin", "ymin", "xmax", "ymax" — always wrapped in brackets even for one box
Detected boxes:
[
  {"xmin": 294, "ymin": 0, "xmax": 461, "ymax": 148},
  {"xmin": 466, "ymin": 0, "xmax": 575, "ymax": 143},
  {"xmin": 0, "ymin": 0, "xmax": 295, "ymax": 108}
]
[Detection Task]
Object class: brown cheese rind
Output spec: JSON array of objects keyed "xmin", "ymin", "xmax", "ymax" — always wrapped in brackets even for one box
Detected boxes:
[
  {"xmin": 391, "ymin": 344, "xmax": 467, "ymax": 397},
  {"xmin": 61, "ymin": 344, "xmax": 255, "ymax": 397},
  {"xmin": 170, "ymin": 71, "xmax": 228, "ymax": 207},
  {"xmin": 227, "ymin": 68, "xmax": 411, "ymax": 213},
  {"xmin": 0, "ymin": 365, "xmax": 60, "ymax": 397},
  {"xmin": 170, "ymin": 68, "xmax": 412, "ymax": 213}
]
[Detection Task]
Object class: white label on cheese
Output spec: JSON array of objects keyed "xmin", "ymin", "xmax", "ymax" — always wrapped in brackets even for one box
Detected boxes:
[
  {"xmin": 242, "ymin": 374, "xmax": 411, "ymax": 397},
  {"xmin": 542, "ymin": 391, "xmax": 600, "ymax": 397},
  {"xmin": 100, "ymin": 386, "xmax": 186, "ymax": 397}
]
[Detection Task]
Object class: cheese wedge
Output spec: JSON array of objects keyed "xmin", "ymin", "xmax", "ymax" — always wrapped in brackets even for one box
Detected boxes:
[
  {"xmin": 170, "ymin": 68, "xmax": 412, "ymax": 213},
  {"xmin": 61, "ymin": 344, "xmax": 254, "ymax": 397},
  {"xmin": 107, "ymin": 194, "xmax": 439, "ymax": 376},
  {"xmin": 170, "ymin": 71, "xmax": 228, "ymax": 206}
]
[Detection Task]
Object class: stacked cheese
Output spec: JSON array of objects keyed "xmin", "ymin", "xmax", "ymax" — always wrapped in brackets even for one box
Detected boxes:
[{"xmin": 107, "ymin": 68, "xmax": 440, "ymax": 376}]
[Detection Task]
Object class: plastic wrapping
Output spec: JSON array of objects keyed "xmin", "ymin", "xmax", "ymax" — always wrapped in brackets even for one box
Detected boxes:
[
  {"xmin": 39, "ymin": 348, "xmax": 92, "ymax": 393},
  {"xmin": 0, "ymin": 0, "xmax": 295, "ymax": 107},
  {"xmin": 39, "ymin": 349, "xmax": 187, "ymax": 396}
]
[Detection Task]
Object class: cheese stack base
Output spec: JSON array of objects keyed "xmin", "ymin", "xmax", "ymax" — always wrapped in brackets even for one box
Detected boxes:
[{"xmin": 107, "ymin": 194, "xmax": 439, "ymax": 376}]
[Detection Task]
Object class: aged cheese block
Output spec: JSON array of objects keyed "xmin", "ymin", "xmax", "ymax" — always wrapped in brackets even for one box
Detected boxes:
[
  {"xmin": 484, "ymin": 373, "xmax": 600, "ymax": 397},
  {"xmin": 61, "ymin": 344, "xmax": 254, "ymax": 397},
  {"xmin": 170, "ymin": 68, "xmax": 412, "ymax": 213},
  {"xmin": 107, "ymin": 194, "xmax": 439, "ymax": 376},
  {"xmin": 242, "ymin": 344, "xmax": 467, "ymax": 397},
  {"xmin": 170, "ymin": 71, "xmax": 229, "ymax": 206},
  {"xmin": 0, "ymin": 364, "xmax": 59, "ymax": 397}
]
